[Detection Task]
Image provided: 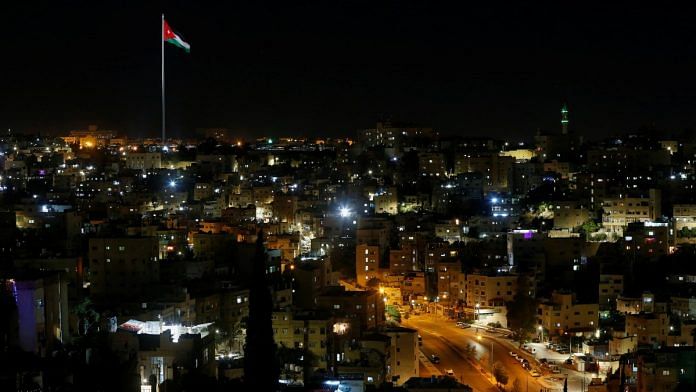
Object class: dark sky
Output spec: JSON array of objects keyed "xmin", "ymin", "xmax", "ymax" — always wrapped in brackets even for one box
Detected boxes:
[{"xmin": 3, "ymin": 1, "xmax": 696, "ymax": 140}]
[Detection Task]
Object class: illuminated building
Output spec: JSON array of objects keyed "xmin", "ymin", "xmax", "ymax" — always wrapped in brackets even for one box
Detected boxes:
[
  {"xmin": 602, "ymin": 189, "xmax": 662, "ymax": 235},
  {"xmin": 14, "ymin": 272, "xmax": 70, "ymax": 356},
  {"xmin": 537, "ymin": 291, "xmax": 599, "ymax": 337},
  {"xmin": 356, "ymin": 244, "xmax": 381, "ymax": 287},
  {"xmin": 126, "ymin": 152, "xmax": 162, "ymax": 170}
]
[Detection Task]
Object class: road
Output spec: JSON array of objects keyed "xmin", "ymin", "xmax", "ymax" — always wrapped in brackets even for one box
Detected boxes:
[
  {"xmin": 404, "ymin": 314, "xmax": 552, "ymax": 392},
  {"xmin": 408, "ymin": 317, "xmax": 498, "ymax": 392}
]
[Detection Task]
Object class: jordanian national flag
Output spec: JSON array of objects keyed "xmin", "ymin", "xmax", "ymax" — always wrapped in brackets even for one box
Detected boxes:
[{"xmin": 163, "ymin": 19, "xmax": 190, "ymax": 52}]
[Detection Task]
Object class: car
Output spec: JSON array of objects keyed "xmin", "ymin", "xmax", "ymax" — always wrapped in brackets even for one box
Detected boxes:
[
  {"xmin": 530, "ymin": 370, "xmax": 541, "ymax": 377},
  {"xmin": 456, "ymin": 321, "xmax": 465, "ymax": 327},
  {"xmin": 459, "ymin": 323, "xmax": 471, "ymax": 329},
  {"xmin": 445, "ymin": 369, "xmax": 455, "ymax": 376},
  {"xmin": 523, "ymin": 363, "xmax": 532, "ymax": 370},
  {"xmin": 430, "ymin": 354, "xmax": 441, "ymax": 364},
  {"xmin": 539, "ymin": 358, "xmax": 548, "ymax": 364},
  {"xmin": 565, "ymin": 358, "xmax": 573, "ymax": 365},
  {"xmin": 509, "ymin": 351, "xmax": 517, "ymax": 357}
]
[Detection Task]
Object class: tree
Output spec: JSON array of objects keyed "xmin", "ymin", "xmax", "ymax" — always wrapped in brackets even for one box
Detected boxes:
[
  {"xmin": 244, "ymin": 231, "xmax": 279, "ymax": 390},
  {"xmin": 492, "ymin": 362, "xmax": 509, "ymax": 387},
  {"xmin": 511, "ymin": 378, "xmax": 523, "ymax": 392},
  {"xmin": 461, "ymin": 344, "xmax": 477, "ymax": 359},
  {"xmin": 73, "ymin": 297, "xmax": 99, "ymax": 336},
  {"xmin": 580, "ymin": 219, "xmax": 600, "ymax": 235},
  {"xmin": 506, "ymin": 275, "xmax": 537, "ymax": 343}
]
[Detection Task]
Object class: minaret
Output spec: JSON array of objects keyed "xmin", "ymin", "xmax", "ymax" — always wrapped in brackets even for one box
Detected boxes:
[{"xmin": 561, "ymin": 103, "xmax": 569, "ymax": 134}]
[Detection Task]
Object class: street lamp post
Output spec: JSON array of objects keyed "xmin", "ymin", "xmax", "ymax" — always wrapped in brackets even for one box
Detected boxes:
[{"xmin": 538, "ymin": 325, "xmax": 544, "ymax": 343}]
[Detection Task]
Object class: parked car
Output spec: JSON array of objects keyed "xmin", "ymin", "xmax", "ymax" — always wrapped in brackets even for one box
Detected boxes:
[
  {"xmin": 459, "ymin": 323, "xmax": 471, "ymax": 329},
  {"xmin": 523, "ymin": 363, "xmax": 532, "ymax": 370},
  {"xmin": 445, "ymin": 369, "xmax": 455, "ymax": 376},
  {"xmin": 539, "ymin": 358, "xmax": 548, "ymax": 364},
  {"xmin": 509, "ymin": 351, "xmax": 517, "ymax": 357},
  {"xmin": 430, "ymin": 354, "xmax": 441, "ymax": 364},
  {"xmin": 530, "ymin": 370, "xmax": 541, "ymax": 377}
]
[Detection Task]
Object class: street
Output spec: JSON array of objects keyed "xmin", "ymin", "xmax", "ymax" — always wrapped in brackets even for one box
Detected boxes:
[
  {"xmin": 409, "ymin": 317, "xmax": 498, "ymax": 392},
  {"xmin": 403, "ymin": 313, "xmax": 592, "ymax": 392}
]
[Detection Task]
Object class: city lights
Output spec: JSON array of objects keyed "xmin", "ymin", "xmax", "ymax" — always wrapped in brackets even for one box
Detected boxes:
[
  {"xmin": 3, "ymin": 6, "xmax": 692, "ymax": 389},
  {"xmin": 339, "ymin": 206, "xmax": 351, "ymax": 218}
]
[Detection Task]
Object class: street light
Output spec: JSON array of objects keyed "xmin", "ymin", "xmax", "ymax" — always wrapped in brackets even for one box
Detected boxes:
[
  {"xmin": 538, "ymin": 325, "xmax": 544, "ymax": 343},
  {"xmin": 339, "ymin": 206, "xmax": 351, "ymax": 218}
]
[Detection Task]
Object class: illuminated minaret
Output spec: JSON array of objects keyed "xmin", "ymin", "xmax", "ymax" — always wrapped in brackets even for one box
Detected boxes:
[{"xmin": 561, "ymin": 103, "xmax": 569, "ymax": 134}]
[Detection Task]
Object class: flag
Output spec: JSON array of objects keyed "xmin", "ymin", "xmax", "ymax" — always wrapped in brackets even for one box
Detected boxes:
[{"xmin": 163, "ymin": 20, "xmax": 190, "ymax": 52}]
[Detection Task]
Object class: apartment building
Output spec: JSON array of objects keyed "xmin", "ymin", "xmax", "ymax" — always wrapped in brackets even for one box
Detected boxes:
[
  {"xmin": 537, "ymin": 291, "xmax": 599, "ymax": 336},
  {"xmin": 464, "ymin": 273, "xmax": 518, "ymax": 308},
  {"xmin": 356, "ymin": 244, "xmax": 381, "ymax": 287},
  {"xmin": 602, "ymin": 189, "xmax": 661, "ymax": 235}
]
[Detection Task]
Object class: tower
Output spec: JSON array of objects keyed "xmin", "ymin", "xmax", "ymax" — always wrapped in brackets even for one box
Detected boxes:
[{"xmin": 561, "ymin": 103, "xmax": 569, "ymax": 134}]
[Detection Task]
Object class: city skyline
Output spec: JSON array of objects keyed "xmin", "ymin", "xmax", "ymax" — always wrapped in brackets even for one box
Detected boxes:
[{"xmin": 3, "ymin": 3, "xmax": 696, "ymax": 391}]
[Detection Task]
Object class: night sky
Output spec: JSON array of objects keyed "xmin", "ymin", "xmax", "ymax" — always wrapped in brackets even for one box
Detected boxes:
[{"xmin": 3, "ymin": 1, "xmax": 696, "ymax": 139}]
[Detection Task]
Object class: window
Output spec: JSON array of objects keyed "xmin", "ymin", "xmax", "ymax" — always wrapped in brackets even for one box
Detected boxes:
[
  {"xmin": 662, "ymin": 370, "xmax": 670, "ymax": 376},
  {"xmin": 333, "ymin": 304, "xmax": 341, "ymax": 309}
]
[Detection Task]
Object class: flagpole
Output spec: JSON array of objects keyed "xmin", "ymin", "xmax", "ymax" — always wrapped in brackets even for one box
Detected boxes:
[{"xmin": 161, "ymin": 13, "xmax": 166, "ymax": 148}]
